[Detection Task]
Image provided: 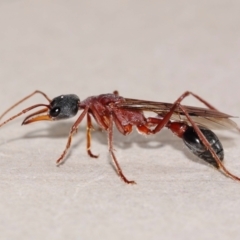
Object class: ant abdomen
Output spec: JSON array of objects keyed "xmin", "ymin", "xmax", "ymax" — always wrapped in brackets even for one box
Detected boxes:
[{"xmin": 182, "ymin": 126, "xmax": 224, "ymax": 167}]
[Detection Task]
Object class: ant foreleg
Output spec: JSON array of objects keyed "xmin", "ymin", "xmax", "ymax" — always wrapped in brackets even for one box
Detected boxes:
[
  {"xmin": 86, "ymin": 113, "xmax": 99, "ymax": 158},
  {"xmin": 56, "ymin": 107, "xmax": 89, "ymax": 165}
]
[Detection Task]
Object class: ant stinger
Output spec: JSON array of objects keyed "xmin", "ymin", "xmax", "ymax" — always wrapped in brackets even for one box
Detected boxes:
[{"xmin": 0, "ymin": 90, "xmax": 239, "ymax": 184}]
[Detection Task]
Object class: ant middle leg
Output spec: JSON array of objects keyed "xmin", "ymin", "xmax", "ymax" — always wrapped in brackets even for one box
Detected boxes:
[
  {"xmin": 56, "ymin": 108, "xmax": 89, "ymax": 165},
  {"xmin": 108, "ymin": 114, "xmax": 136, "ymax": 184},
  {"xmin": 86, "ymin": 113, "xmax": 99, "ymax": 158}
]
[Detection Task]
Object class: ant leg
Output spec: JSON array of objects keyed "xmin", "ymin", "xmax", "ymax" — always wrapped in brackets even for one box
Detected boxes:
[
  {"xmin": 56, "ymin": 107, "xmax": 89, "ymax": 165},
  {"xmin": 178, "ymin": 104, "xmax": 240, "ymax": 181},
  {"xmin": 151, "ymin": 88, "xmax": 236, "ymax": 134},
  {"xmin": 136, "ymin": 124, "xmax": 154, "ymax": 135},
  {"xmin": 147, "ymin": 99, "xmax": 240, "ymax": 181},
  {"xmin": 86, "ymin": 105, "xmax": 134, "ymax": 183},
  {"xmin": 108, "ymin": 114, "xmax": 136, "ymax": 184},
  {"xmin": 0, "ymin": 90, "xmax": 51, "ymax": 121},
  {"xmin": 174, "ymin": 90, "xmax": 239, "ymax": 112},
  {"xmin": 175, "ymin": 91, "xmax": 217, "ymax": 110},
  {"xmin": 150, "ymin": 103, "xmax": 182, "ymax": 134},
  {"xmin": 178, "ymin": 91, "xmax": 240, "ymax": 131},
  {"xmin": 86, "ymin": 113, "xmax": 98, "ymax": 158}
]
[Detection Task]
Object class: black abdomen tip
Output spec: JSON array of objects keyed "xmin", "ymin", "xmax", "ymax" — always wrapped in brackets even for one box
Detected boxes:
[{"xmin": 183, "ymin": 126, "xmax": 224, "ymax": 167}]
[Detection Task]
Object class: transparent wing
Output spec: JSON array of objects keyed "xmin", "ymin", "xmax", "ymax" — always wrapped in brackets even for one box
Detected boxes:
[
  {"xmin": 117, "ymin": 98, "xmax": 238, "ymax": 130},
  {"xmin": 170, "ymin": 114, "xmax": 238, "ymax": 129}
]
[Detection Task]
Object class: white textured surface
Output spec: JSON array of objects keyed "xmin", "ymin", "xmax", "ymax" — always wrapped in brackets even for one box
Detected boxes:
[{"xmin": 0, "ymin": 1, "xmax": 240, "ymax": 240}]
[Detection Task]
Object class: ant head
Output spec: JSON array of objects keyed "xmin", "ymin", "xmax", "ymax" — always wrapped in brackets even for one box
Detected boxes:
[
  {"xmin": 21, "ymin": 94, "xmax": 80, "ymax": 125},
  {"xmin": 49, "ymin": 94, "xmax": 80, "ymax": 120}
]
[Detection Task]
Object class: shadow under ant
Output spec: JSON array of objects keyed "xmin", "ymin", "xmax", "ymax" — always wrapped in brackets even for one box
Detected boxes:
[{"xmin": 0, "ymin": 120, "xmax": 236, "ymax": 170}]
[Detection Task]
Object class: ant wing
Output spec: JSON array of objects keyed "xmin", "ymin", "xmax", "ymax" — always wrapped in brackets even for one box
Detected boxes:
[
  {"xmin": 119, "ymin": 98, "xmax": 238, "ymax": 130},
  {"xmin": 169, "ymin": 114, "xmax": 238, "ymax": 130}
]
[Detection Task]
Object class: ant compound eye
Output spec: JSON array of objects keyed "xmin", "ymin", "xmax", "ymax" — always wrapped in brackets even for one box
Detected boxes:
[{"xmin": 50, "ymin": 107, "xmax": 61, "ymax": 117}]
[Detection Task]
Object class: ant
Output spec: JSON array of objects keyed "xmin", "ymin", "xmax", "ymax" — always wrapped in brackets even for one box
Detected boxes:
[{"xmin": 0, "ymin": 90, "xmax": 239, "ymax": 184}]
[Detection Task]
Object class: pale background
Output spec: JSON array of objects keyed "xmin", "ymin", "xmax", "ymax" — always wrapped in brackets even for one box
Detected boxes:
[{"xmin": 0, "ymin": 1, "xmax": 240, "ymax": 240}]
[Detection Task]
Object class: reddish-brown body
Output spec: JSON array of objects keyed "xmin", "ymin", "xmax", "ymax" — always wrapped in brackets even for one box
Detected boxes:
[{"xmin": 0, "ymin": 90, "xmax": 239, "ymax": 184}]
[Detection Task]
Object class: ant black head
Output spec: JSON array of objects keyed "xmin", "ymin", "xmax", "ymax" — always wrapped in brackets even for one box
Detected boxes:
[
  {"xmin": 49, "ymin": 94, "xmax": 80, "ymax": 120},
  {"xmin": 21, "ymin": 94, "xmax": 80, "ymax": 125}
]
